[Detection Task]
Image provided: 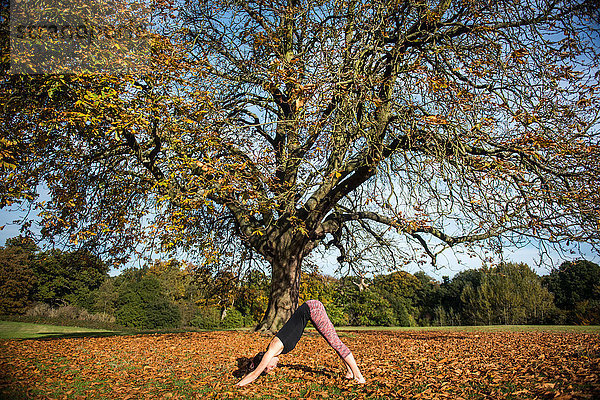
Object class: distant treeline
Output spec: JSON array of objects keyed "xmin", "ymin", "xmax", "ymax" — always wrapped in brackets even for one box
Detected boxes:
[{"xmin": 1, "ymin": 236, "xmax": 599, "ymax": 329}]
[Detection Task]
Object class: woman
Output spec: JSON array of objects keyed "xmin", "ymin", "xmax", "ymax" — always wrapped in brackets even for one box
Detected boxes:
[{"xmin": 237, "ymin": 300, "xmax": 366, "ymax": 386}]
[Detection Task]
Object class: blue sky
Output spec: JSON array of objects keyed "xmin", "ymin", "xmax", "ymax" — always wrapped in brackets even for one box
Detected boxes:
[{"xmin": 3, "ymin": 203, "xmax": 596, "ymax": 280}]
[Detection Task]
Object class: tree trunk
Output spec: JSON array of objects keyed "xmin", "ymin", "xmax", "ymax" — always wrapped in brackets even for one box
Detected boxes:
[{"xmin": 256, "ymin": 252, "xmax": 303, "ymax": 333}]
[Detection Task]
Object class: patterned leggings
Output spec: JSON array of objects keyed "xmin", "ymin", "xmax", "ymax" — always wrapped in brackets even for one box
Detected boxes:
[{"xmin": 306, "ymin": 300, "xmax": 351, "ymax": 359}]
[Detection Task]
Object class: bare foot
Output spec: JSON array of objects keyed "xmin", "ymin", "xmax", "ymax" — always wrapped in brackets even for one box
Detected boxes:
[{"xmin": 344, "ymin": 373, "xmax": 366, "ymax": 383}]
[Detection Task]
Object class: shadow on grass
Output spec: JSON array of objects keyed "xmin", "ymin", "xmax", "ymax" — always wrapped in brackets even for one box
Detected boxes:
[
  {"xmin": 281, "ymin": 363, "xmax": 337, "ymax": 378},
  {"xmin": 230, "ymin": 357, "xmax": 337, "ymax": 383},
  {"xmin": 23, "ymin": 330, "xmax": 130, "ymax": 341},
  {"xmin": 1, "ymin": 317, "xmax": 240, "ymax": 341},
  {"xmin": 17, "ymin": 327, "xmax": 219, "ymax": 341},
  {"xmin": 0, "ymin": 389, "xmax": 29, "ymax": 400}
]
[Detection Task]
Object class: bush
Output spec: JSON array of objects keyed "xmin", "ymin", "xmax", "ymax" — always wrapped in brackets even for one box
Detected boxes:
[
  {"xmin": 189, "ymin": 307, "xmax": 246, "ymax": 329},
  {"xmin": 116, "ymin": 300, "xmax": 181, "ymax": 329},
  {"xmin": 115, "ymin": 303, "xmax": 146, "ymax": 328},
  {"xmin": 145, "ymin": 301, "xmax": 182, "ymax": 329},
  {"xmin": 25, "ymin": 303, "xmax": 52, "ymax": 317},
  {"xmin": 190, "ymin": 307, "xmax": 221, "ymax": 329},
  {"xmin": 50, "ymin": 305, "xmax": 80, "ymax": 320},
  {"xmin": 115, "ymin": 276, "xmax": 181, "ymax": 329},
  {"xmin": 348, "ymin": 290, "xmax": 397, "ymax": 326},
  {"xmin": 222, "ymin": 308, "xmax": 244, "ymax": 329},
  {"xmin": 243, "ymin": 314, "xmax": 257, "ymax": 328},
  {"xmin": 115, "ymin": 299, "xmax": 181, "ymax": 329},
  {"xmin": 25, "ymin": 303, "xmax": 116, "ymax": 324}
]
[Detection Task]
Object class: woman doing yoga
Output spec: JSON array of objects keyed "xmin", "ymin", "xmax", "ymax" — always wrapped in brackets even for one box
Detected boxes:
[{"xmin": 237, "ymin": 299, "xmax": 366, "ymax": 386}]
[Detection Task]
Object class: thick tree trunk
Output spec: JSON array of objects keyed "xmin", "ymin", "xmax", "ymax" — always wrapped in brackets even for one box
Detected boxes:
[{"xmin": 256, "ymin": 252, "xmax": 303, "ymax": 333}]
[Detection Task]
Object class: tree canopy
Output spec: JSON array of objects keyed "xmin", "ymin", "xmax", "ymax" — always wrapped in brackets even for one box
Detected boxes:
[
  {"xmin": 2, "ymin": 0, "xmax": 599, "ymax": 330},
  {"xmin": 544, "ymin": 260, "xmax": 600, "ymax": 313}
]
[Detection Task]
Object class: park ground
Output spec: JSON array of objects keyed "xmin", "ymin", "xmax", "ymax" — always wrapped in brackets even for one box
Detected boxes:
[{"xmin": 1, "ymin": 324, "xmax": 599, "ymax": 399}]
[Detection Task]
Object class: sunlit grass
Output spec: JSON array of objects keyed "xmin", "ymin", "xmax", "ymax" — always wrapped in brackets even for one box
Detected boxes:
[
  {"xmin": 334, "ymin": 325, "xmax": 600, "ymax": 334},
  {"xmin": 2, "ymin": 319, "xmax": 599, "ymax": 340},
  {"xmin": 0, "ymin": 320, "xmax": 115, "ymax": 339}
]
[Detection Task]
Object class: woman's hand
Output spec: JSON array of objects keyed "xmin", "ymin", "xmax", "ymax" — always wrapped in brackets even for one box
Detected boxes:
[
  {"xmin": 236, "ymin": 372, "xmax": 258, "ymax": 386},
  {"xmin": 236, "ymin": 338, "xmax": 283, "ymax": 386}
]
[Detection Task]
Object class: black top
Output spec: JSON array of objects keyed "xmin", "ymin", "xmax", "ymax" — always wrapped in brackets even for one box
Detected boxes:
[{"xmin": 275, "ymin": 303, "xmax": 310, "ymax": 354}]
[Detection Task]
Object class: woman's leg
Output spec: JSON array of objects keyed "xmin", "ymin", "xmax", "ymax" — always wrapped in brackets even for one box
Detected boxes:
[
  {"xmin": 306, "ymin": 300, "xmax": 365, "ymax": 383},
  {"xmin": 342, "ymin": 352, "xmax": 365, "ymax": 383}
]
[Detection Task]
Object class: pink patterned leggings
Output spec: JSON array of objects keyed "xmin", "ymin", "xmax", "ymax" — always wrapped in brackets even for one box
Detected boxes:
[{"xmin": 306, "ymin": 300, "xmax": 351, "ymax": 359}]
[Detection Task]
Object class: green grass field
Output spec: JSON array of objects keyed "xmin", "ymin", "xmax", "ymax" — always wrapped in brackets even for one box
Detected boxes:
[
  {"xmin": 1, "ymin": 320, "xmax": 599, "ymax": 340},
  {"xmin": 335, "ymin": 324, "xmax": 600, "ymax": 333},
  {"xmin": 0, "ymin": 320, "xmax": 116, "ymax": 340}
]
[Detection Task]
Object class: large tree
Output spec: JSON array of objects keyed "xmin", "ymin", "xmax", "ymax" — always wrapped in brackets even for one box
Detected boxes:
[
  {"xmin": 0, "ymin": 237, "xmax": 38, "ymax": 314},
  {"xmin": 544, "ymin": 260, "xmax": 600, "ymax": 310},
  {"xmin": 461, "ymin": 262, "xmax": 555, "ymax": 325},
  {"xmin": 2, "ymin": 0, "xmax": 600, "ymax": 331},
  {"xmin": 33, "ymin": 248, "xmax": 109, "ymax": 307}
]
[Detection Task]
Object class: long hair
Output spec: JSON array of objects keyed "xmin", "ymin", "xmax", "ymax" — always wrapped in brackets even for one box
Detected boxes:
[{"xmin": 248, "ymin": 351, "xmax": 265, "ymax": 372}]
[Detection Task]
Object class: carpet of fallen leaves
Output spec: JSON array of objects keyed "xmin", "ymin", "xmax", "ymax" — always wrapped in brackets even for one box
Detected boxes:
[{"xmin": 1, "ymin": 330, "xmax": 600, "ymax": 399}]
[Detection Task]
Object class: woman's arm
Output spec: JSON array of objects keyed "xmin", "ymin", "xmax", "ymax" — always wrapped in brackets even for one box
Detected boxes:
[{"xmin": 236, "ymin": 337, "xmax": 284, "ymax": 386}]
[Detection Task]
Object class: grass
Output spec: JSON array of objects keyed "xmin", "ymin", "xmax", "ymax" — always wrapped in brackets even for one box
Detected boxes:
[
  {"xmin": 2, "ymin": 319, "xmax": 598, "ymax": 340},
  {"xmin": 0, "ymin": 320, "xmax": 116, "ymax": 340},
  {"xmin": 334, "ymin": 324, "xmax": 600, "ymax": 334}
]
